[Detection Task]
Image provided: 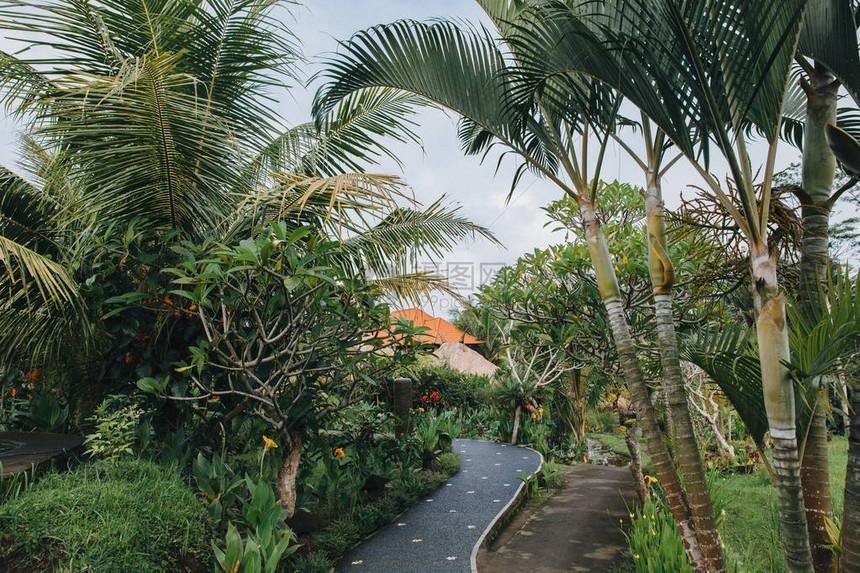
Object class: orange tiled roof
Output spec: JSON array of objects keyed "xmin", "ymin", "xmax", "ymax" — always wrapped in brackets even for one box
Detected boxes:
[{"xmin": 391, "ymin": 308, "xmax": 483, "ymax": 345}]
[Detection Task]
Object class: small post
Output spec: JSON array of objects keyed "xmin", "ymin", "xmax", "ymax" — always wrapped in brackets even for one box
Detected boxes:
[{"xmin": 394, "ymin": 377, "xmax": 412, "ymax": 439}]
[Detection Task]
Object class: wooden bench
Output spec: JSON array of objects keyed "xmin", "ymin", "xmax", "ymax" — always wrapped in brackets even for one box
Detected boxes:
[{"xmin": 0, "ymin": 432, "xmax": 84, "ymax": 477}]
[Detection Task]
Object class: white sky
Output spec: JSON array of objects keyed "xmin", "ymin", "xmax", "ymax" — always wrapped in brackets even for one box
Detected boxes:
[{"xmin": 0, "ymin": 1, "xmax": 830, "ymax": 317}]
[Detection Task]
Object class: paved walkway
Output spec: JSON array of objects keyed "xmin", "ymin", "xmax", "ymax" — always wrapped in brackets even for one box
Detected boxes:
[
  {"xmin": 336, "ymin": 439, "xmax": 542, "ymax": 573},
  {"xmin": 477, "ymin": 464, "xmax": 637, "ymax": 572}
]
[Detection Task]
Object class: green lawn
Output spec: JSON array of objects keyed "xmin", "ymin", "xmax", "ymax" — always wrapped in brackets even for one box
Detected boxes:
[{"xmin": 718, "ymin": 436, "xmax": 847, "ymax": 572}]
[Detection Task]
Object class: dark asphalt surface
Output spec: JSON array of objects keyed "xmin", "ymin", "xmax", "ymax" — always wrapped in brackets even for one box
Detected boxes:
[{"xmin": 336, "ymin": 439, "xmax": 542, "ymax": 573}]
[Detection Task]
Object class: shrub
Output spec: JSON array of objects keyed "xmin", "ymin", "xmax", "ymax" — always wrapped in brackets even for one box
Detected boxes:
[
  {"xmin": 0, "ymin": 459, "xmax": 210, "ymax": 572},
  {"xmin": 409, "ymin": 365, "xmax": 493, "ymax": 410},
  {"xmin": 586, "ymin": 408, "xmax": 617, "ymax": 434}
]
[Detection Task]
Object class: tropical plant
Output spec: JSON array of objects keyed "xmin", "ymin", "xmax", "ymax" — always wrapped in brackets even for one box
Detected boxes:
[
  {"xmin": 0, "ymin": 0, "xmax": 497, "ymax": 403},
  {"xmin": 501, "ymin": 1, "xmax": 859, "ymax": 570}
]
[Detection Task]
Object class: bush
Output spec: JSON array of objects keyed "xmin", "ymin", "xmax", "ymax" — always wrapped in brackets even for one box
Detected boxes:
[
  {"xmin": 409, "ymin": 365, "xmax": 493, "ymax": 410},
  {"xmin": 586, "ymin": 408, "xmax": 617, "ymax": 433},
  {"xmin": 0, "ymin": 459, "xmax": 210, "ymax": 572}
]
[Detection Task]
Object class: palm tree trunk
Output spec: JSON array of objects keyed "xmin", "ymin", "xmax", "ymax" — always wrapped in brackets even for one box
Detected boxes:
[
  {"xmin": 580, "ymin": 201, "xmax": 706, "ymax": 572},
  {"xmin": 841, "ymin": 375, "xmax": 860, "ymax": 572},
  {"xmin": 753, "ymin": 242, "xmax": 814, "ymax": 573},
  {"xmin": 798, "ymin": 64, "xmax": 838, "ymax": 573},
  {"xmin": 646, "ymin": 172, "xmax": 726, "ymax": 573}
]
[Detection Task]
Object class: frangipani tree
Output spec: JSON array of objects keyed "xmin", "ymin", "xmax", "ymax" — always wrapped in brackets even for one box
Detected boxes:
[{"xmin": 163, "ymin": 223, "xmax": 427, "ymax": 512}]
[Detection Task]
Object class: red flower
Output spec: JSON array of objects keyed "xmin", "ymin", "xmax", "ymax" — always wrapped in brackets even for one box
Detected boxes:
[
  {"xmin": 525, "ymin": 404, "xmax": 530, "ymax": 410},
  {"xmin": 421, "ymin": 395, "xmax": 428, "ymax": 402}
]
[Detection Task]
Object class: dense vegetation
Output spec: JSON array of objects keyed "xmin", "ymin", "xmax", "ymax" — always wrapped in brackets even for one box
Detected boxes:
[{"xmin": 1, "ymin": 1, "xmax": 860, "ymax": 573}]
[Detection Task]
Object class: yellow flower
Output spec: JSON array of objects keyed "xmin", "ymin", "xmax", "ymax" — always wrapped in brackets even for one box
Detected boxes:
[
  {"xmin": 531, "ymin": 413, "xmax": 537, "ymax": 420},
  {"xmin": 721, "ymin": 509, "xmax": 726, "ymax": 517},
  {"xmin": 634, "ymin": 554, "xmax": 640, "ymax": 560},
  {"xmin": 418, "ymin": 407, "xmax": 425, "ymax": 413},
  {"xmin": 262, "ymin": 435, "xmax": 278, "ymax": 451},
  {"xmin": 644, "ymin": 475, "xmax": 658, "ymax": 489},
  {"xmin": 334, "ymin": 448, "xmax": 345, "ymax": 458}
]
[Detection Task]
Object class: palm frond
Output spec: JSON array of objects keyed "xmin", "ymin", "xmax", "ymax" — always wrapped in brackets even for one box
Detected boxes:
[
  {"xmin": 36, "ymin": 52, "xmax": 243, "ymax": 235},
  {"xmin": 308, "ymin": 87, "xmax": 428, "ymax": 175},
  {"xmin": 0, "ymin": 235, "xmax": 79, "ymax": 308},
  {"xmin": 796, "ymin": 0, "xmax": 860, "ymax": 107},
  {"xmin": 679, "ymin": 324, "xmax": 769, "ymax": 446},
  {"xmin": 372, "ymin": 271, "xmax": 459, "ymax": 306},
  {"xmin": 313, "ymin": 19, "xmax": 566, "ymax": 186},
  {"xmin": 336, "ymin": 196, "xmax": 501, "ymax": 277},
  {"xmin": 233, "ymin": 172, "xmax": 410, "ymax": 234},
  {"xmin": 787, "ymin": 267, "xmax": 860, "ymax": 382},
  {"xmin": 517, "ymin": 0, "xmax": 807, "ymax": 240}
]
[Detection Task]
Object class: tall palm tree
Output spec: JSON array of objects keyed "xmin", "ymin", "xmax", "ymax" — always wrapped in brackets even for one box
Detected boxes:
[
  {"xmin": 610, "ymin": 113, "xmax": 717, "ymax": 568},
  {"xmin": 505, "ymin": 0, "xmax": 813, "ymax": 569},
  {"xmin": 313, "ymin": 2, "xmax": 723, "ymax": 569},
  {"xmin": 790, "ymin": 5, "xmax": 860, "ymax": 568}
]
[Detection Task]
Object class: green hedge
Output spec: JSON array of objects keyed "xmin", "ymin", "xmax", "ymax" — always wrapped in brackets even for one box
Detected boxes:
[
  {"xmin": 408, "ymin": 364, "xmax": 493, "ymax": 410},
  {"xmin": 0, "ymin": 459, "xmax": 210, "ymax": 572}
]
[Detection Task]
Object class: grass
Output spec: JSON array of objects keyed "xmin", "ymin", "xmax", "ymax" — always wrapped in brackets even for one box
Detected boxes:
[
  {"xmin": 597, "ymin": 433, "xmax": 848, "ymax": 573},
  {"xmin": 718, "ymin": 436, "xmax": 847, "ymax": 572},
  {"xmin": 589, "ymin": 432, "xmax": 653, "ymax": 469},
  {"xmin": 0, "ymin": 459, "xmax": 210, "ymax": 573}
]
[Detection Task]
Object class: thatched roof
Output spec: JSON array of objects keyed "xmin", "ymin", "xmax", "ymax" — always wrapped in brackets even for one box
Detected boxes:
[{"xmin": 432, "ymin": 342, "xmax": 497, "ymax": 377}]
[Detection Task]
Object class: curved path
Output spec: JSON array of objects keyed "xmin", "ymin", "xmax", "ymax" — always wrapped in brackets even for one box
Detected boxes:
[{"xmin": 336, "ymin": 439, "xmax": 542, "ymax": 573}]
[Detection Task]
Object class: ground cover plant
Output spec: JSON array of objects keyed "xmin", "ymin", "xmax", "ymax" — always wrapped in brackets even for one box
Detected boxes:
[{"xmin": 0, "ymin": 459, "xmax": 211, "ymax": 572}]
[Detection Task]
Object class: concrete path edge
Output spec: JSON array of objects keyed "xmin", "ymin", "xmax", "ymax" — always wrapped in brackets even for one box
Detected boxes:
[{"xmin": 469, "ymin": 445, "xmax": 544, "ymax": 573}]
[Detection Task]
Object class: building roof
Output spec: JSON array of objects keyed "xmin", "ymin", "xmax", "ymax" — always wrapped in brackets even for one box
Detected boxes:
[
  {"xmin": 391, "ymin": 308, "xmax": 483, "ymax": 345},
  {"xmin": 432, "ymin": 342, "xmax": 497, "ymax": 377}
]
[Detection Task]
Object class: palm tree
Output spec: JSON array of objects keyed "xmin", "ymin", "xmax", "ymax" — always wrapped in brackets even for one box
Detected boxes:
[
  {"xmin": 789, "ymin": 6, "xmax": 860, "ymax": 568},
  {"xmin": 503, "ymin": 1, "xmax": 820, "ymax": 569},
  {"xmin": 610, "ymin": 113, "xmax": 717, "ymax": 568},
  {"xmin": 313, "ymin": 2, "xmax": 723, "ymax": 569}
]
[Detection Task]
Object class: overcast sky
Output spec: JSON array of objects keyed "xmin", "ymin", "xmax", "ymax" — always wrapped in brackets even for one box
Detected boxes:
[{"xmin": 0, "ymin": 1, "xmax": 816, "ymax": 316}]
